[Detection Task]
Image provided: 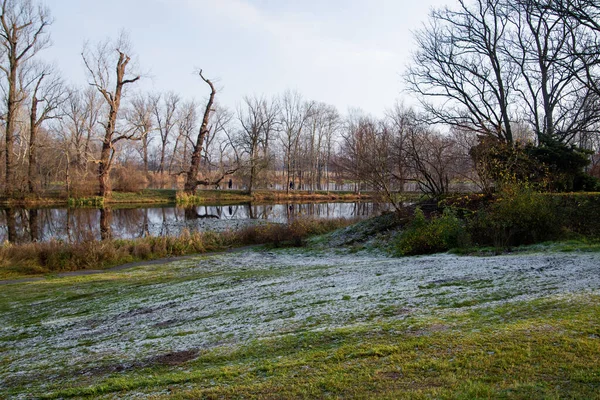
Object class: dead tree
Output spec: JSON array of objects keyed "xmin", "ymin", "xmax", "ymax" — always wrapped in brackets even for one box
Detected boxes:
[
  {"xmin": 184, "ymin": 70, "xmax": 236, "ymax": 194},
  {"xmin": 82, "ymin": 36, "xmax": 140, "ymax": 198}
]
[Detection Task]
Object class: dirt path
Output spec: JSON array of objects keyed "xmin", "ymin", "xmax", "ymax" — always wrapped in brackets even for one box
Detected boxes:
[{"xmin": 0, "ymin": 245, "xmax": 262, "ymax": 285}]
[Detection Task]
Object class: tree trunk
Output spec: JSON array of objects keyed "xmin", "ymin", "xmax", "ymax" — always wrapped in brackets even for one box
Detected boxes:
[
  {"xmin": 5, "ymin": 62, "xmax": 18, "ymax": 196},
  {"xmin": 28, "ymin": 97, "xmax": 39, "ymax": 194},
  {"xmin": 29, "ymin": 209, "xmax": 40, "ymax": 242},
  {"xmin": 184, "ymin": 71, "xmax": 216, "ymax": 194},
  {"xmin": 99, "ymin": 207, "xmax": 112, "ymax": 240},
  {"xmin": 97, "ymin": 105, "xmax": 116, "ymax": 198},
  {"xmin": 5, "ymin": 208, "xmax": 17, "ymax": 243},
  {"xmin": 98, "ymin": 142, "xmax": 112, "ymax": 198},
  {"xmin": 92, "ymin": 51, "xmax": 138, "ymax": 198},
  {"xmin": 142, "ymin": 135, "xmax": 149, "ymax": 175}
]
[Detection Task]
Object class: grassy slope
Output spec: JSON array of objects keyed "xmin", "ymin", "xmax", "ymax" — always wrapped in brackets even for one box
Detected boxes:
[{"xmin": 1, "ymin": 247, "xmax": 599, "ymax": 399}]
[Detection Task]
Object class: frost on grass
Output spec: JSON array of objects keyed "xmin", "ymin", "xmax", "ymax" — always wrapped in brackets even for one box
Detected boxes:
[{"xmin": 1, "ymin": 250, "xmax": 600, "ymax": 398}]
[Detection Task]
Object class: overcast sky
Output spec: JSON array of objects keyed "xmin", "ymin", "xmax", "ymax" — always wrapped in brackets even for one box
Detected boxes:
[{"xmin": 42, "ymin": 0, "xmax": 449, "ymax": 116}]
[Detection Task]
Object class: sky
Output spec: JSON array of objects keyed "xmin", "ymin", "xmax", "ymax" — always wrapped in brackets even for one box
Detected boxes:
[{"xmin": 42, "ymin": 0, "xmax": 449, "ymax": 116}]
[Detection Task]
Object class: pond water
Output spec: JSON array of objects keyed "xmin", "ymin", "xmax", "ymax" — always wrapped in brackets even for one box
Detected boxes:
[{"xmin": 0, "ymin": 202, "xmax": 391, "ymax": 243}]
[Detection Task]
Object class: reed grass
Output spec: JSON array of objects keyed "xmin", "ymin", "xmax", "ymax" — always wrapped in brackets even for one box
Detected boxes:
[{"xmin": 0, "ymin": 217, "xmax": 355, "ymax": 279}]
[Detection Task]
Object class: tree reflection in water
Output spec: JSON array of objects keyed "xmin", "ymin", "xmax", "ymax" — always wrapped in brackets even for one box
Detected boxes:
[
  {"xmin": 99, "ymin": 208, "xmax": 113, "ymax": 240},
  {"xmin": 0, "ymin": 201, "xmax": 390, "ymax": 243}
]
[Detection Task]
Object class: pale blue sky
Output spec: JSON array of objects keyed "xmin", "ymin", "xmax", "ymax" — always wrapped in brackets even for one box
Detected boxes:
[{"xmin": 42, "ymin": 0, "xmax": 448, "ymax": 115}]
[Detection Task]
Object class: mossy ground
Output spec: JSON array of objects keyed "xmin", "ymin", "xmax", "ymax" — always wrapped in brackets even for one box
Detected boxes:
[{"xmin": 1, "ymin": 247, "xmax": 599, "ymax": 399}]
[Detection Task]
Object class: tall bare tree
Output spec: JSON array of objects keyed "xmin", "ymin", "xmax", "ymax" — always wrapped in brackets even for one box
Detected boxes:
[
  {"xmin": 82, "ymin": 34, "xmax": 140, "ymax": 197},
  {"xmin": 404, "ymin": 122, "xmax": 458, "ymax": 197},
  {"xmin": 279, "ymin": 90, "xmax": 314, "ymax": 192},
  {"xmin": 505, "ymin": 0, "xmax": 600, "ymax": 144},
  {"xmin": 183, "ymin": 70, "xmax": 236, "ymax": 193},
  {"xmin": 337, "ymin": 115, "xmax": 404, "ymax": 207},
  {"xmin": 151, "ymin": 91, "xmax": 179, "ymax": 182},
  {"xmin": 172, "ymin": 99, "xmax": 197, "ymax": 175},
  {"xmin": 236, "ymin": 95, "xmax": 278, "ymax": 193},
  {"xmin": 58, "ymin": 86, "xmax": 102, "ymax": 172},
  {"xmin": 26, "ymin": 63, "xmax": 65, "ymax": 193},
  {"xmin": 0, "ymin": 0, "xmax": 51, "ymax": 195},
  {"xmin": 128, "ymin": 94, "xmax": 154, "ymax": 175},
  {"xmin": 406, "ymin": 0, "xmax": 516, "ymax": 143}
]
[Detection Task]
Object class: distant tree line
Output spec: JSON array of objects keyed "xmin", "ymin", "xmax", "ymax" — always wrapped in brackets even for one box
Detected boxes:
[{"xmin": 0, "ymin": 0, "xmax": 599, "ymax": 203}]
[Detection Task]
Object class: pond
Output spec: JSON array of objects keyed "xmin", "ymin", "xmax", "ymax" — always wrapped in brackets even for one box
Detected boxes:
[{"xmin": 0, "ymin": 202, "xmax": 391, "ymax": 243}]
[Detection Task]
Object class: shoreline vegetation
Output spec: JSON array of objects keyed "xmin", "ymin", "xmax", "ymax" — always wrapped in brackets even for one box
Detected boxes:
[
  {"xmin": 0, "ymin": 188, "xmax": 387, "ymax": 208},
  {"xmin": 2, "ymin": 189, "xmax": 600, "ymax": 282},
  {"xmin": 2, "ymin": 189, "xmax": 600, "ymax": 281},
  {"xmin": 0, "ymin": 217, "xmax": 356, "ymax": 281}
]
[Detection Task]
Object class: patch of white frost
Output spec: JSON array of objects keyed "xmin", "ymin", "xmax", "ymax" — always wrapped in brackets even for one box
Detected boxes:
[{"xmin": 1, "ymin": 250, "xmax": 599, "ymax": 398}]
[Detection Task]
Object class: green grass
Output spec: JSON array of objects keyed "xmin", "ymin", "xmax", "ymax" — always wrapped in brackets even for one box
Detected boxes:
[
  {"xmin": 449, "ymin": 239, "xmax": 600, "ymax": 256},
  {"xmin": 110, "ymin": 189, "xmax": 176, "ymax": 204},
  {"xmin": 1, "ymin": 243, "xmax": 599, "ymax": 399},
  {"xmin": 5, "ymin": 292, "xmax": 598, "ymax": 399}
]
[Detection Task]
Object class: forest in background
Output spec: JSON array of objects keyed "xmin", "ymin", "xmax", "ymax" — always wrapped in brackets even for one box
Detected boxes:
[{"xmin": 0, "ymin": 0, "xmax": 599, "ymax": 205}]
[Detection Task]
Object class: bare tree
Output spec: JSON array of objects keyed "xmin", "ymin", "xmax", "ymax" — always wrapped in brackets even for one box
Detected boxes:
[
  {"xmin": 127, "ymin": 94, "xmax": 154, "ymax": 175},
  {"xmin": 303, "ymin": 102, "xmax": 339, "ymax": 191},
  {"xmin": 406, "ymin": 0, "xmax": 516, "ymax": 143},
  {"xmin": 405, "ymin": 123, "xmax": 458, "ymax": 197},
  {"xmin": 279, "ymin": 90, "xmax": 314, "ymax": 192},
  {"xmin": 58, "ymin": 86, "xmax": 102, "ymax": 173},
  {"xmin": 26, "ymin": 63, "xmax": 65, "ymax": 193},
  {"xmin": 183, "ymin": 70, "xmax": 236, "ymax": 193},
  {"xmin": 406, "ymin": 0, "xmax": 600, "ymax": 149},
  {"xmin": 82, "ymin": 34, "xmax": 141, "ymax": 197},
  {"xmin": 172, "ymin": 99, "xmax": 197, "ymax": 175},
  {"xmin": 0, "ymin": 0, "xmax": 51, "ymax": 195},
  {"xmin": 236, "ymin": 95, "xmax": 278, "ymax": 193},
  {"xmin": 336, "ymin": 109, "xmax": 369, "ymax": 194},
  {"xmin": 505, "ymin": 0, "xmax": 600, "ymax": 144},
  {"xmin": 151, "ymin": 91, "xmax": 179, "ymax": 183},
  {"xmin": 337, "ymin": 115, "xmax": 406, "ymax": 208}
]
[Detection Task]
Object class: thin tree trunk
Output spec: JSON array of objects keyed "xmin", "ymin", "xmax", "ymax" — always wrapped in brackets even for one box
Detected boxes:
[
  {"xmin": 28, "ymin": 91, "xmax": 41, "ymax": 194},
  {"xmin": 5, "ymin": 63, "xmax": 18, "ymax": 196}
]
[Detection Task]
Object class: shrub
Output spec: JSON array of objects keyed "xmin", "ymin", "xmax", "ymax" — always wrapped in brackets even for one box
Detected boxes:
[
  {"xmin": 396, "ymin": 208, "xmax": 470, "ymax": 256},
  {"xmin": 68, "ymin": 196, "xmax": 105, "ymax": 208},
  {"xmin": 112, "ymin": 167, "xmax": 148, "ymax": 192},
  {"xmin": 147, "ymin": 172, "xmax": 173, "ymax": 190},
  {"xmin": 69, "ymin": 170, "xmax": 98, "ymax": 198},
  {"xmin": 548, "ymin": 193, "xmax": 600, "ymax": 237},
  {"xmin": 468, "ymin": 184, "xmax": 561, "ymax": 248}
]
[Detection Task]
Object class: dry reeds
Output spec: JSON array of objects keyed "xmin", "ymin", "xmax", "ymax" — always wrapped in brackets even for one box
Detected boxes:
[{"xmin": 0, "ymin": 218, "xmax": 355, "ymax": 278}]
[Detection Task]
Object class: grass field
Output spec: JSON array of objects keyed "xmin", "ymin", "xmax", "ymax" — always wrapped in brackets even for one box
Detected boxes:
[{"xmin": 1, "ymin": 247, "xmax": 599, "ymax": 399}]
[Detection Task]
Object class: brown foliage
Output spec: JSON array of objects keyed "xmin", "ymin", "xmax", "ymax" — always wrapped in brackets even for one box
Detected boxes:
[{"xmin": 112, "ymin": 167, "xmax": 149, "ymax": 192}]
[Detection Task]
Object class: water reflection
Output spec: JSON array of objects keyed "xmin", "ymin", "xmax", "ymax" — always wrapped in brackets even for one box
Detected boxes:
[{"xmin": 0, "ymin": 202, "xmax": 390, "ymax": 244}]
